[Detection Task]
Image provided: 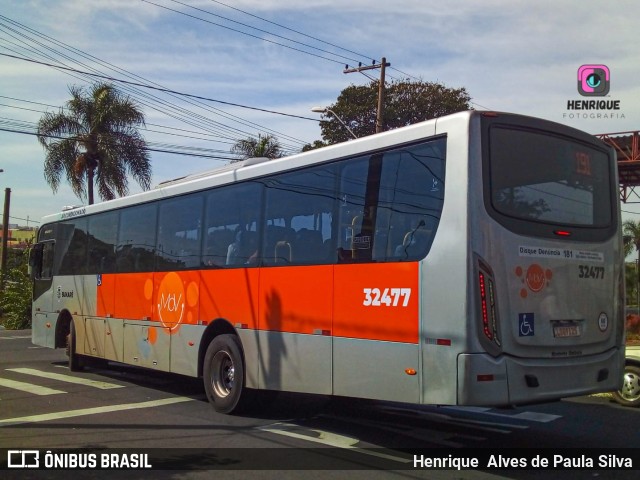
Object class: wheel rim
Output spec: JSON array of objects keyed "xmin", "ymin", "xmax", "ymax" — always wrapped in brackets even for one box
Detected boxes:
[
  {"xmin": 211, "ymin": 350, "xmax": 235, "ymax": 399},
  {"xmin": 619, "ymin": 370, "xmax": 640, "ymax": 402}
]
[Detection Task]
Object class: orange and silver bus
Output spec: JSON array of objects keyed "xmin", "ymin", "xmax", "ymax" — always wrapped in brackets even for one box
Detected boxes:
[{"xmin": 30, "ymin": 111, "xmax": 625, "ymax": 413}]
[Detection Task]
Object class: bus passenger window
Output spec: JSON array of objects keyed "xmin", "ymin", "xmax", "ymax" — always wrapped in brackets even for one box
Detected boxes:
[
  {"xmin": 262, "ymin": 164, "xmax": 336, "ymax": 266},
  {"xmin": 338, "ymin": 138, "xmax": 445, "ymax": 262},
  {"xmin": 226, "ymin": 229, "xmax": 258, "ymax": 266},
  {"xmin": 88, "ymin": 211, "xmax": 118, "ymax": 273},
  {"xmin": 204, "ymin": 182, "xmax": 262, "ymax": 268},
  {"xmin": 157, "ymin": 193, "xmax": 204, "ymax": 271},
  {"xmin": 57, "ymin": 219, "xmax": 88, "ymax": 275},
  {"xmin": 116, "ymin": 203, "xmax": 158, "ymax": 273}
]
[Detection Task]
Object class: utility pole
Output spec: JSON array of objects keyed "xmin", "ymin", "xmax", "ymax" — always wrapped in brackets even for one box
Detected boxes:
[
  {"xmin": 343, "ymin": 57, "xmax": 391, "ymax": 133},
  {"xmin": 1, "ymin": 188, "xmax": 10, "ymax": 286}
]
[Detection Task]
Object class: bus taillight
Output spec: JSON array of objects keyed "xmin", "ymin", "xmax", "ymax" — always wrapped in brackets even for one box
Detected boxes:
[
  {"xmin": 479, "ymin": 272, "xmax": 492, "ymax": 341},
  {"xmin": 478, "ymin": 266, "xmax": 501, "ymax": 348}
]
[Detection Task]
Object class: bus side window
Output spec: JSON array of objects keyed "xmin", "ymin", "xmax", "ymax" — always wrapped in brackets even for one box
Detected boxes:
[
  {"xmin": 116, "ymin": 203, "xmax": 158, "ymax": 273},
  {"xmin": 156, "ymin": 193, "xmax": 204, "ymax": 271},
  {"xmin": 41, "ymin": 241, "xmax": 55, "ymax": 279},
  {"xmin": 29, "ymin": 242, "xmax": 54, "ymax": 280},
  {"xmin": 88, "ymin": 211, "xmax": 118, "ymax": 273},
  {"xmin": 262, "ymin": 164, "xmax": 336, "ymax": 266},
  {"xmin": 57, "ymin": 219, "xmax": 88, "ymax": 275},
  {"xmin": 204, "ymin": 182, "xmax": 262, "ymax": 268},
  {"xmin": 337, "ymin": 138, "xmax": 446, "ymax": 263}
]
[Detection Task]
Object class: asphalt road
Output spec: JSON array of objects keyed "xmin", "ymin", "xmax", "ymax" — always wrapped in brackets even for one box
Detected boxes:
[{"xmin": 1, "ymin": 328, "xmax": 639, "ymax": 480}]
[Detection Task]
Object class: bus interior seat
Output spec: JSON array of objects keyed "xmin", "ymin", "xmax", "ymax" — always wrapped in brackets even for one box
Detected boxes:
[
  {"xmin": 295, "ymin": 228, "xmax": 325, "ymax": 262},
  {"xmin": 274, "ymin": 240, "xmax": 292, "ymax": 264}
]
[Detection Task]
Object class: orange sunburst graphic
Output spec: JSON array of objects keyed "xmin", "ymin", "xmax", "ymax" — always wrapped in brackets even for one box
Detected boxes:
[
  {"xmin": 515, "ymin": 264, "xmax": 553, "ymax": 298},
  {"xmin": 155, "ymin": 272, "xmax": 199, "ymax": 334}
]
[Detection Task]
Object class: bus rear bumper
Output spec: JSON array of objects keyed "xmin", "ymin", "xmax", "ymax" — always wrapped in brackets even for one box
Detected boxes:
[{"xmin": 457, "ymin": 348, "xmax": 624, "ymax": 406}]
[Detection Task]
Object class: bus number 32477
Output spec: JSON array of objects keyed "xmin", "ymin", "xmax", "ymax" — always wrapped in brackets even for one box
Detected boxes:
[
  {"xmin": 363, "ymin": 288, "xmax": 412, "ymax": 307},
  {"xmin": 578, "ymin": 265, "xmax": 605, "ymax": 280}
]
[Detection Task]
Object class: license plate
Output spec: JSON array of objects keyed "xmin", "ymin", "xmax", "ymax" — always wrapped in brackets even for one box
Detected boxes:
[{"xmin": 553, "ymin": 325, "xmax": 580, "ymax": 338}]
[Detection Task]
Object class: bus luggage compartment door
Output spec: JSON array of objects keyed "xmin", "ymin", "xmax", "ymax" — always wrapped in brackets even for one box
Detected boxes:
[{"xmin": 123, "ymin": 322, "xmax": 171, "ymax": 370}]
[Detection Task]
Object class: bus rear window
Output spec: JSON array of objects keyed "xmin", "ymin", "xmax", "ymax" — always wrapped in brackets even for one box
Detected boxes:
[{"xmin": 488, "ymin": 127, "xmax": 612, "ymax": 228}]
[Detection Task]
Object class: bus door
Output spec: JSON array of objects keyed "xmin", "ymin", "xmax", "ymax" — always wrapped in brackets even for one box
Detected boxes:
[{"xmin": 29, "ymin": 240, "xmax": 56, "ymax": 347}]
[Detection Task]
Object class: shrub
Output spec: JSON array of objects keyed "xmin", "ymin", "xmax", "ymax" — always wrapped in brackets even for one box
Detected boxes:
[
  {"xmin": 626, "ymin": 315, "xmax": 640, "ymax": 345},
  {"xmin": 0, "ymin": 250, "xmax": 32, "ymax": 330}
]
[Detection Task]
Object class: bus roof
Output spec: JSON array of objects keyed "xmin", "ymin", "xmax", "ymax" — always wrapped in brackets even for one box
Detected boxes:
[{"xmin": 40, "ymin": 110, "xmax": 469, "ymax": 225}]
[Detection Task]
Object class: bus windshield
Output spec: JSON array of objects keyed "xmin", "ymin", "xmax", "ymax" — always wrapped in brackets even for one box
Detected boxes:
[{"xmin": 488, "ymin": 127, "xmax": 612, "ymax": 228}]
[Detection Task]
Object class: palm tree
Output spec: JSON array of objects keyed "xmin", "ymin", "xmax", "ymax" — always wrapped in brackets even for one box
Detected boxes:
[
  {"xmin": 37, "ymin": 82, "xmax": 151, "ymax": 205},
  {"xmin": 231, "ymin": 134, "xmax": 284, "ymax": 162},
  {"xmin": 623, "ymin": 220, "xmax": 640, "ymax": 307}
]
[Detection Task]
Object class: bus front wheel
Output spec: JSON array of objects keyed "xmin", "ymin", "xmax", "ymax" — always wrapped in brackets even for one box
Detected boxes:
[
  {"xmin": 66, "ymin": 321, "xmax": 84, "ymax": 372},
  {"xmin": 203, "ymin": 334, "xmax": 252, "ymax": 414}
]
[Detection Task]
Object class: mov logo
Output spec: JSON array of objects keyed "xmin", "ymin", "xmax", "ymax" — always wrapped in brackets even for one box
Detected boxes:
[{"xmin": 577, "ymin": 64, "xmax": 610, "ymax": 96}]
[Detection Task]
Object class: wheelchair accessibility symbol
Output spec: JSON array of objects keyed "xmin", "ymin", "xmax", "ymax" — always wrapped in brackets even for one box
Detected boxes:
[{"xmin": 519, "ymin": 313, "xmax": 535, "ymax": 337}]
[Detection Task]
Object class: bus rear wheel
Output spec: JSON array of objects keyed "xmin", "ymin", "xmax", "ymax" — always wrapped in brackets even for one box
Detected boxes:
[
  {"xmin": 613, "ymin": 364, "xmax": 640, "ymax": 407},
  {"xmin": 203, "ymin": 334, "xmax": 252, "ymax": 414},
  {"xmin": 66, "ymin": 321, "xmax": 84, "ymax": 372}
]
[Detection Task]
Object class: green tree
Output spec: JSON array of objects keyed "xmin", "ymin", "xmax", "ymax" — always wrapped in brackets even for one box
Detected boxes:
[
  {"xmin": 623, "ymin": 220, "xmax": 640, "ymax": 259},
  {"xmin": 0, "ymin": 249, "xmax": 32, "ymax": 330},
  {"xmin": 302, "ymin": 140, "xmax": 329, "ymax": 152},
  {"xmin": 231, "ymin": 134, "xmax": 284, "ymax": 161},
  {"xmin": 37, "ymin": 82, "xmax": 151, "ymax": 205},
  {"xmin": 624, "ymin": 220, "xmax": 640, "ymax": 307},
  {"xmin": 626, "ymin": 262, "xmax": 638, "ymax": 308},
  {"xmin": 316, "ymin": 78, "xmax": 472, "ymax": 145}
]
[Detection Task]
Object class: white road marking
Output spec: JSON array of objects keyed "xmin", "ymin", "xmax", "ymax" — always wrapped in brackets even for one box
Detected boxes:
[
  {"xmin": 7, "ymin": 368, "xmax": 124, "ymax": 390},
  {"xmin": 0, "ymin": 378, "xmax": 66, "ymax": 396},
  {"xmin": 259, "ymin": 422, "xmax": 411, "ymax": 463},
  {"xmin": 443, "ymin": 406, "xmax": 561, "ymax": 423},
  {"xmin": 0, "ymin": 335, "xmax": 32, "ymax": 340},
  {"xmin": 379, "ymin": 406, "xmax": 526, "ymax": 432},
  {"xmin": 511, "ymin": 411, "xmax": 561, "ymax": 422},
  {"xmin": 0, "ymin": 396, "xmax": 193, "ymax": 427},
  {"xmin": 320, "ymin": 414, "xmax": 484, "ymax": 447}
]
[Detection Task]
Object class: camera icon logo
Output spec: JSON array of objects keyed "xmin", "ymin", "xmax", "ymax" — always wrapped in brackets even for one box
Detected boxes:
[{"xmin": 577, "ymin": 65, "xmax": 610, "ymax": 96}]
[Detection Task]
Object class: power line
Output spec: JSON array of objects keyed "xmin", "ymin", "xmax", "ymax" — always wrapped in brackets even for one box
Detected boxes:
[
  {"xmin": 141, "ymin": 0, "xmax": 347, "ymax": 66},
  {"xmin": 204, "ymin": 0, "xmax": 376, "ymax": 62},
  {"xmin": 164, "ymin": 0, "xmax": 364, "ymax": 65},
  {"xmin": 0, "ymin": 214, "xmax": 40, "ymax": 224},
  {"xmin": 0, "ymin": 53, "xmax": 319, "ymax": 123},
  {"xmin": 0, "ymin": 126, "xmax": 241, "ymax": 161},
  {"xmin": 152, "ymin": 1, "xmax": 407, "ymax": 84},
  {"xmin": 0, "ymin": 94, "xmax": 59, "ymax": 109},
  {"xmin": 0, "ymin": 104, "xmax": 240, "ymax": 145},
  {"xmin": 0, "ymin": 14, "xmax": 312, "ymax": 146}
]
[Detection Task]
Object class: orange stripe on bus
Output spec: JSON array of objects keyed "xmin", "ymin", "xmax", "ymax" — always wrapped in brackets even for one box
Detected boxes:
[
  {"xmin": 334, "ymin": 263, "xmax": 419, "ymax": 343},
  {"xmin": 95, "ymin": 262, "xmax": 419, "ymax": 344},
  {"xmin": 259, "ymin": 265, "xmax": 333, "ymax": 335}
]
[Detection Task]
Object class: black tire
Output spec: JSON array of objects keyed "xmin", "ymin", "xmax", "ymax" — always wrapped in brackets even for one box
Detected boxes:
[
  {"xmin": 66, "ymin": 320, "xmax": 84, "ymax": 372},
  {"xmin": 203, "ymin": 334, "xmax": 252, "ymax": 414},
  {"xmin": 613, "ymin": 364, "xmax": 640, "ymax": 407}
]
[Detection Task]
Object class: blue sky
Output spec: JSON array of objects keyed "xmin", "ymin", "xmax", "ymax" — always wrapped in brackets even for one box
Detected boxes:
[{"xmin": 1, "ymin": 0, "xmax": 639, "ymax": 227}]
